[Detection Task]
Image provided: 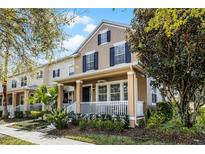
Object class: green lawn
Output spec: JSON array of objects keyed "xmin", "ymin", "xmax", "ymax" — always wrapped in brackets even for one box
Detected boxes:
[
  {"xmin": 0, "ymin": 135, "xmax": 35, "ymax": 145},
  {"xmin": 66, "ymin": 133, "xmax": 174, "ymax": 145},
  {"xmin": 10, "ymin": 120, "xmax": 48, "ymax": 131},
  {"xmin": 66, "ymin": 134, "xmax": 136, "ymax": 145}
]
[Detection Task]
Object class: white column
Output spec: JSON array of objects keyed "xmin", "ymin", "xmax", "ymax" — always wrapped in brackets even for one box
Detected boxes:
[{"xmin": 57, "ymin": 84, "xmax": 64, "ymax": 109}]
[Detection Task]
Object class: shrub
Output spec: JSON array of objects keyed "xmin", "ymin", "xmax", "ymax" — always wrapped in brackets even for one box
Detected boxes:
[
  {"xmin": 30, "ymin": 111, "xmax": 44, "ymax": 119},
  {"xmin": 45, "ymin": 109, "xmax": 69, "ymax": 129},
  {"xmin": 14, "ymin": 111, "xmax": 24, "ymax": 118},
  {"xmin": 0, "ymin": 111, "xmax": 2, "ymax": 117},
  {"xmin": 24, "ymin": 111, "xmax": 31, "ymax": 118},
  {"xmin": 147, "ymin": 112, "xmax": 166, "ymax": 128},
  {"xmin": 104, "ymin": 120, "xmax": 114, "ymax": 131},
  {"xmin": 113, "ymin": 121, "xmax": 125, "ymax": 132},
  {"xmin": 156, "ymin": 102, "xmax": 173, "ymax": 121},
  {"xmin": 95, "ymin": 120, "xmax": 104, "ymax": 130},
  {"xmin": 79, "ymin": 119, "xmax": 87, "ymax": 130},
  {"xmin": 137, "ymin": 119, "xmax": 146, "ymax": 128}
]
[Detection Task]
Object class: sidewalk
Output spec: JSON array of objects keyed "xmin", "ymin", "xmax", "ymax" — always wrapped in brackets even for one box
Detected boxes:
[{"xmin": 0, "ymin": 123, "xmax": 92, "ymax": 145}]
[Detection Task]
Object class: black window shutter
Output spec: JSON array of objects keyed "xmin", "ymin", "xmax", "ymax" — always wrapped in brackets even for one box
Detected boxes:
[
  {"xmin": 53, "ymin": 70, "xmax": 55, "ymax": 78},
  {"xmin": 125, "ymin": 42, "xmax": 131, "ymax": 63},
  {"xmin": 94, "ymin": 52, "xmax": 98, "ymax": 70},
  {"xmin": 97, "ymin": 34, "xmax": 101, "ymax": 45},
  {"xmin": 83, "ymin": 55, "xmax": 87, "ymax": 72},
  {"xmin": 57, "ymin": 69, "xmax": 60, "ymax": 77},
  {"xmin": 107, "ymin": 30, "xmax": 111, "ymax": 42},
  {"xmin": 110, "ymin": 47, "xmax": 115, "ymax": 66}
]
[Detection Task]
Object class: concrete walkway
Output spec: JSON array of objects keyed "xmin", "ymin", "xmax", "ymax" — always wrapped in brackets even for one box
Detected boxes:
[{"xmin": 0, "ymin": 123, "xmax": 92, "ymax": 145}]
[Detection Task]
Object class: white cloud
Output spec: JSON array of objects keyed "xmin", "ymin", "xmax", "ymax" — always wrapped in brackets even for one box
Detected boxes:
[
  {"xmin": 66, "ymin": 13, "xmax": 93, "ymax": 29},
  {"xmin": 84, "ymin": 23, "xmax": 97, "ymax": 33},
  {"xmin": 63, "ymin": 34, "xmax": 85, "ymax": 51}
]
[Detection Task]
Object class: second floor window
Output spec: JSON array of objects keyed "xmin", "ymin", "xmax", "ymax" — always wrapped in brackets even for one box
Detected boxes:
[
  {"xmin": 53, "ymin": 69, "xmax": 60, "ymax": 78},
  {"xmin": 83, "ymin": 52, "xmax": 98, "ymax": 72},
  {"xmin": 68, "ymin": 65, "xmax": 74, "ymax": 76},
  {"xmin": 12, "ymin": 80, "xmax": 17, "ymax": 88},
  {"xmin": 37, "ymin": 71, "xmax": 43, "ymax": 79},
  {"xmin": 21, "ymin": 76, "xmax": 27, "ymax": 87},
  {"xmin": 98, "ymin": 30, "xmax": 111, "ymax": 45},
  {"xmin": 114, "ymin": 44, "xmax": 126, "ymax": 65},
  {"xmin": 86, "ymin": 53, "xmax": 95, "ymax": 71},
  {"xmin": 110, "ymin": 42, "xmax": 131, "ymax": 66}
]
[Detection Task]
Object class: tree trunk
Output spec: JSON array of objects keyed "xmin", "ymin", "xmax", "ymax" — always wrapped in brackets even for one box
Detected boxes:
[
  {"xmin": 2, "ymin": 50, "xmax": 9, "ymax": 118},
  {"xmin": 179, "ymin": 97, "xmax": 193, "ymax": 128}
]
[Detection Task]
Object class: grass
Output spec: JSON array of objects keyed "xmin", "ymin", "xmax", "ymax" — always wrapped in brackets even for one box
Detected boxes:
[
  {"xmin": 66, "ymin": 134, "xmax": 136, "ymax": 145},
  {"xmin": 10, "ymin": 120, "xmax": 48, "ymax": 131},
  {"xmin": 0, "ymin": 135, "xmax": 35, "ymax": 145}
]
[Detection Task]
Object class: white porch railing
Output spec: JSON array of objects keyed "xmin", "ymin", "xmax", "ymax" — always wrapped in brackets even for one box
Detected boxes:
[
  {"xmin": 66, "ymin": 102, "xmax": 76, "ymax": 113},
  {"xmin": 30, "ymin": 103, "xmax": 42, "ymax": 111},
  {"xmin": 80, "ymin": 101, "xmax": 144, "ymax": 117},
  {"xmin": 15, "ymin": 105, "xmax": 24, "ymax": 111},
  {"xmin": 136, "ymin": 101, "xmax": 144, "ymax": 117},
  {"xmin": 80, "ymin": 101, "xmax": 128, "ymax": 115}
]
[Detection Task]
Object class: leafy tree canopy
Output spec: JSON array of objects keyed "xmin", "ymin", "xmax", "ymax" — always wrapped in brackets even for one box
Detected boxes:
[{"xmin": 127, "ymin": 8, "xmax": 205, "ymax": 127}]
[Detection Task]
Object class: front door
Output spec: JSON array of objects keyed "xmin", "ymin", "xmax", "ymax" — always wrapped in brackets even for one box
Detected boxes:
[{"xmin": 82, "ymin": 86, "xmax": 91, "ymax": 102}]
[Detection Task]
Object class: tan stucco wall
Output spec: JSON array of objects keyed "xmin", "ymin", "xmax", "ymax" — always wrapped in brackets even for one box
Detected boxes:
[{"xmin": 74, "ymin": 24, "xmax": 139, "ymax": 74}]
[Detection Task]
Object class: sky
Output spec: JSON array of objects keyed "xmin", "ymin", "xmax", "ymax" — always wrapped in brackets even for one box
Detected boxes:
[{"xmin": 57, "ymin": 8, "xmax": 134, "ymax": 58}]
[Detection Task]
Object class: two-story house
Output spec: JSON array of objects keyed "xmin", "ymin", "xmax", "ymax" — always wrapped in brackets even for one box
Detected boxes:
[{"xmin": 0, "ymin": 20, "xmax": 162, "ymax": 127}]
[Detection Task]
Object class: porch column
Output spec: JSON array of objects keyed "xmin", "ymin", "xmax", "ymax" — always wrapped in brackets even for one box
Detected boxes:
[
  {"xmin": 24, "ymin": 90, "xmax": 30, "ymax": 111},
  {"xmin": 127, "ymin": 71, "xmax": 137, "ymax": 128},
  {"xmin": 76, "ymin": 80, "xmax": 82, "ymax": 113},
  {"xmin": 57, "ymin": 83, "xmax": 64, "ymax": 109},
  {"xmin": 11, "ymin": 92, "xmax": 17, "ymax": 117}
]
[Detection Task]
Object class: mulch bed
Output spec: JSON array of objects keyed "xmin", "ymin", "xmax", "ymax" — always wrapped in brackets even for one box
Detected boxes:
[{"xmin": 48, "ymin": 125, "xmax": 205, "ymax": 145}]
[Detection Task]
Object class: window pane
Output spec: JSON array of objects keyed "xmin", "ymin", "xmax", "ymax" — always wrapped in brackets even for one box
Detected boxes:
[
  {"xmin": 110, "ymin": 84, "xmax": 120, "ymax": 101},
  {"xmin": 114, "ymin": 44, "xmax": 125, "ymax": 65},
  {"xmin": 98, "ymin": 85, "xmax": 107, "ymax": 101},
  {"xmin": 86, "ymin": 53, "xmax": 94, "ymax": 71},
  {"xmin": 101, "ymin": 32, "xmax": 107, "ymax": 44},
  {"xmin": 123, "ymin": 82, "xmax": 128, "ymax": 100},
  {"xmin": 69, "ymin": 65, "xmax": 74, "ymax": 75}
]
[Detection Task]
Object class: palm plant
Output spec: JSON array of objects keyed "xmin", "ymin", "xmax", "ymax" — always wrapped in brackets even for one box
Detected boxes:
[{"xmin": 28, "ymin": 85, "xmax": 58, "ymax": 111}]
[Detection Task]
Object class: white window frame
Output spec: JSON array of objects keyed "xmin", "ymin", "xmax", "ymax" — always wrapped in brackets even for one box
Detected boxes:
[
  {"xmin": 99, "ymin": 29, "xmax": 108, "ymax": 45},
  {"xmin": 68, "ymin": 64, "xmax": 74, "ymax": 76},
  {"xmin": 114, "ymin": 43, "xmax": 126, "ymax": 65},
  {"xmin": 151, "ymin": 87, "xmax": 157, "ymax": 105},
  {"xmin": 97, "ymin": 85, "xmax": 108, "ymax": 102},
  {"xmin": 96, "ymin": 80, "xmax": 128, "ymax": 102},
  {"xmin": 85, "ymin": 53, "xmax": 95, "ymax": 71}
]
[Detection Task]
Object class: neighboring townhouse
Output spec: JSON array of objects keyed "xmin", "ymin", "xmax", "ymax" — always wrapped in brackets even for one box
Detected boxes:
[{"xmin": 0, "ymin": 20, "xmax": 162, "ymax": 127}]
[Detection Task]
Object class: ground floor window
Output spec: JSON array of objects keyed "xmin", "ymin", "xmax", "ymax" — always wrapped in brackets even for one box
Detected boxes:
[
  {"xmin": 123, "ymin": 82, "xmax": 128, "ymax": 101},
  {"xmin": 98, "ymin": 85, "xmax": 107, "ymax": 101},
  {"xmin": 97, "ymin": 80, "xmax": 128, "ymax": 102},
  {"xmin": 152, "ymin": 88, "xmax": 157, "ymax": 105},
  {"xmin": 110, "ymin": 84, "xmax": 121, "ymax": 101}
]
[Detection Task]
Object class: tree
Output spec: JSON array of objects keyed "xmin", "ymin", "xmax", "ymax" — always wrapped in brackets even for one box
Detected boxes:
[
  {"xmin": 27, "ymin": 85, "xmax": 58, "ymax": 111},
  {"xmin": 0, "ymin": 9, "xmax": 75, "ymax": 118},
  {"xmin": 127, "ymin": 8, "xmax": 205, "ymax": 127}
]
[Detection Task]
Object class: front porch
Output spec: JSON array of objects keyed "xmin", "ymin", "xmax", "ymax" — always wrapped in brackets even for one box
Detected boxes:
[{"xmin": 57, "ymin": 64, "xmax": 147, "ymax": 127}]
